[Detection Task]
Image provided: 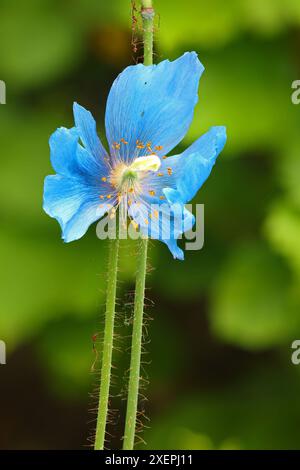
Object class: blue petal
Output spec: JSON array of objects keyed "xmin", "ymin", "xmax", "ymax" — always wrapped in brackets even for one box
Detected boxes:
[
  {"xmin": 163, "ymin": 187, "xmax": 183, "ymax": 204},
  {"xmin": 105, "ymin": 52, "xmax": 204, "ymax": 160},
  {"xmin": 63, "ymin": 200, "xmax": 109, "ymax": 243},
  {"xmin": 43, "ymin": 175, "xmax": 111, "ymax": 242},
  {"xmin": 49, "ymin": 127, "xmax": 108, "ymax": 181},
  {"xmin": 73, "ymin": 102, "xmax": 108, "ymax": 162},
  {"xmin": 160, "ymin": 126, "xmax": 227, "ymax": 203},
  {"xmin": 49, "ymin": 127, "xmax": 79, "ymax": 177},
  {"xmin": 128, "ymin": 200, "xmax": 195, "ymax": 260}
]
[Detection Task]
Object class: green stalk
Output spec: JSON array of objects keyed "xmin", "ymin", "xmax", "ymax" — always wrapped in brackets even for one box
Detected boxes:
[
  {"xmin": 94, "ymin": 238, "xmax": 119, "ymax": 450},
  {"xmin": 123, "ymin": 238, "xmax": 148, "ymax": 450},
  {"xmin": 141, "ymin": 0, "xmax": 155, "ymax": 66},
  {"xmin": 123, "ymin": 0, "xmax": 154, "ymax": 450}
]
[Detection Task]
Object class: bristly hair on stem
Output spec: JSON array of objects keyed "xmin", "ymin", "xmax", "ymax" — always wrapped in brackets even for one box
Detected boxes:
[
  {"xmin": 131, "ymin": 0, "xmax": 158, "ymax": 64},
  {"xmin": 94, "ymin": 238, "xmax": 119, "ymax": 450},
  {"xmin": 141, "ymin": 0, "xmax": 155, "ymax": 66},
  {"xmin": 123, "ymin": 0, "xmax": 155, "ymax": 451}
]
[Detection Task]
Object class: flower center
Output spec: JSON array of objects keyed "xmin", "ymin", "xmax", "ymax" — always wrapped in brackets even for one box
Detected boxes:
[{"xmin": 110, "ymin": 154, "xmax": 161, "ymax": 193}]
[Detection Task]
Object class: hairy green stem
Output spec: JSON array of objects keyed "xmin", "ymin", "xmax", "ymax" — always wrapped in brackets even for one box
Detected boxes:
[
  {"xmin": 123, "ymin": 0, "xmax": 154, "ymax": 451},
  {"xmin": 94, "ymin": 238, "xmax": 119, "ymax": 450},
  {"xmin": 123, "ymin": 238, "xmax": 148, "ymax": 450},
  {"xmin": 141, "ymin": 0, "xmax": 155, "ymax": 66}
]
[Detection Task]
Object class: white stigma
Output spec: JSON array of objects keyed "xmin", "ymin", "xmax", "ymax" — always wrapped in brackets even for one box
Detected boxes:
[{"xmin": 129, "ymin": 154, "xmax": 161, "ymax": 173}]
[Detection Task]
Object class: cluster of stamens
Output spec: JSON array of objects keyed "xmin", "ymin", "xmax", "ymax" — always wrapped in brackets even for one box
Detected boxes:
[{"xmin": 99, "ymin": 139, "xmax": 173, "ymax": 228}]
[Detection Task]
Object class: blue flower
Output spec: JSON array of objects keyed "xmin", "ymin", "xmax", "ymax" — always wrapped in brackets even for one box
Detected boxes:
[{"xmin": 43, "ymin": 52, "xmax": 226, "ymax": 260}]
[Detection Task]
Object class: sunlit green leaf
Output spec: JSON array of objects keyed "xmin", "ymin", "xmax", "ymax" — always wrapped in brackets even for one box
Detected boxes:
[{"xmin": 209, "ymin": 242, "xmax": 300, "ymax": 349}]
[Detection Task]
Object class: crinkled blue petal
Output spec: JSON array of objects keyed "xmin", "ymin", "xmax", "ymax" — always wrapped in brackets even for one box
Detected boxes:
[
  {"xmin": 128, "ymin": 199, "xmax": 195, "ymax": 260},
  {"xmin": 159, "ymin": 126, "xmax": 226, "ymax": 203},
  {"xmin": 49, "ymin": 126, "xmax": 108, "ymax": 182},
  {"xmin": 105, "ymin": 52, "xmax": 204, "ymax": 160},
  {"xmin": 49, "ymin": 127, "xmax": 79, "ymax": 177},
  {"xmin": 73, "ymin": 102, "xmax": 108, "ymax": 163},
  {"xmin": 43, "ymin": 175, "xmax": 111, "ymax": 242}
]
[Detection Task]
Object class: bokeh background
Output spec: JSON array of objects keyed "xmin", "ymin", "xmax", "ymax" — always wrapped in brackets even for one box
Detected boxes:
[{"xmin": 1, "ymin": 0, "xmax": 300, "ymax": 450}]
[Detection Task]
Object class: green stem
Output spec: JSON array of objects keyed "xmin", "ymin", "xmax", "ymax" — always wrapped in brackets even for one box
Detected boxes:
[
  {"xmin": 123, "ymin": 0, "xmax": 154, "ymax": 450},
  {"xmin": 123, "ymin": 238, "xmax": 148, "ymax": 450},
  {"xmin": 94, "ymin": 238, "xmax": 119, "ymax": 450},
  {"xmin": 141, "ymin": 0, "xmax": 155, "ymax": 66}
]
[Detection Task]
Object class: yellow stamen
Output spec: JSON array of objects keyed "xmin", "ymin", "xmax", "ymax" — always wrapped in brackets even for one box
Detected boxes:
[
  {"xmin": 136, "ymin": 140, "xmax": 145, "ymax": 149},
  {"xmin": 108, "ymin": 155, "xmax": 161, "ymax": 206},
  {"xmin": 101, "ymin": 176, "xmax": 107, "ymax": 182}
]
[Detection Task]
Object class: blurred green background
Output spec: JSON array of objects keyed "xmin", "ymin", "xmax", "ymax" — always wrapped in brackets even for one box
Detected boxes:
[{"xmin": 1, "ymin": 0, "xmax": 300, "ymax": 450}]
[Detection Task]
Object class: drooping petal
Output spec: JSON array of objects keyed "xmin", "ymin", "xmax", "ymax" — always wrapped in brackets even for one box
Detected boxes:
[
  {"xmin": 105, "ymin": 52, "xmax": 204, "ymax": 161},
  {"xmin": 128, "ymin": 199, "xmax": 195, "ymax": 260},
  {"xmin": 49, "ymin": 127, "xmax": 79, "ymax": 177},
  {"xmin": 73, "ymin": 102, "xmax": 109, "ymax": 165},
  {"xmin": 49, "ymin": 126, "xmax": 108, "ymax": 182},
  {"xmin": 63, "ymin": 200, "xmax": 110, "ymax": 243},
  {"xmin": 154, "ymin": 126, "xmax": 227, "ymax": 204},
  {"xmin": 43, "ymin": 175, "xmax": 112, "ymax": 242}
]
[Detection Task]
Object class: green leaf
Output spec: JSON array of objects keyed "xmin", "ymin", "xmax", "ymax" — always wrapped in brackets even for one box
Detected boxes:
[
  {"xmin": 37, "ymin": 318, "xmax": 96, "ymax": 399},
  {"xmin": 0, "ymin": 228, "xmax": 106, "ymax": 350},
  {"xmin": 144, "ymin": 368, "xmax": 300, "ymax": 450},
  {"xmin": 209, "ymin": 242, "xmax": 300, "ymax": 350},
  {"xmin": 0, "ymin": 0, "xmax": 82, "ymax": 90},
  {"xmin": 158, "ymin": 0, "xmax": 300, "ymax": 52},
  {"xmin": 278, "ymin": 144, "xmax": 300, "ymax": 210},
  {"xmin": 264, "ymin": 201, "xmax": 300, "ymax": 280},
  {"xmin": 183, "ymin": 38, "xmax": 300, "ymax": 155}
]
